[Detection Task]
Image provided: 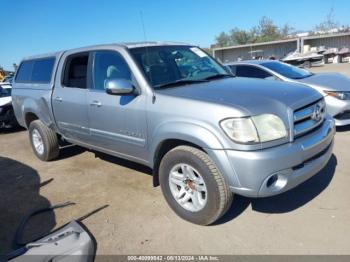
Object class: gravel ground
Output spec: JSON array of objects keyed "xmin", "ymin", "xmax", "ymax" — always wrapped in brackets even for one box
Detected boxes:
[{"xmin": 0, "ymin": 63, "xmax": 349, "ymax": 256}]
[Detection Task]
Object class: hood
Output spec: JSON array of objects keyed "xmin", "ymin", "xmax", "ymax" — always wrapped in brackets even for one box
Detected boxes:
[
  {"xmin": 298, "ymin": 73, "xmax": 350, "ymax": 91},
  {"xmin": 156, "ymin": 78, "xmax": 322, "ymax": 116}
]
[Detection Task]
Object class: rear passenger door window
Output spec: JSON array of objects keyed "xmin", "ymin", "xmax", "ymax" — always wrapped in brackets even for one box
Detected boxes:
[
  {"xmin": 62, "ymin": 54, "xmax": 90, "ymax": 89},
  {"xmin": 92, "ymin": 51, "xmax": 131, "ymax": 90},
  {"xmin": 236, "ymin": 65, "xmax": 272, "ymax": 79}
]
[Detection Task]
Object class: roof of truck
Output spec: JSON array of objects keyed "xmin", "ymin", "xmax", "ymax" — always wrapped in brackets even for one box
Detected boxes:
[
  {"xmin": 122, "ymin": 41, "xmax": 190, "ymax": 48},
  {"xmin": 22, "ymin": 41, "xmax": 191, "ymax": 61}
]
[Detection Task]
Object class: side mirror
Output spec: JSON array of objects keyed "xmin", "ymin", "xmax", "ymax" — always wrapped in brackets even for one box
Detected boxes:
[{"xmin": 105, "ymin": 79, "xmax": 135, "ymax": 95}]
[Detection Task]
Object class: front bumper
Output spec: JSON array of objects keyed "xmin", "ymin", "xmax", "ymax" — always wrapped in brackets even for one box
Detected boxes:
[
  {"xmin": 207, "ymin": 116, "xmax": 335, "ymax": 198},
  {"xmin": 0, "ymin": 106, "xmax": 10, "ymax": 121},
  {"xmin": 325, "ymin": 95, "xmax": 350, "ymax": 126}
]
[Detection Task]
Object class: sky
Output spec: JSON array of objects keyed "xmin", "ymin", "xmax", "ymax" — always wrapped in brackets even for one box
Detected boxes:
[{"xmin": 1, "ymin": 0, "xmax": 350, "ymax": 70}]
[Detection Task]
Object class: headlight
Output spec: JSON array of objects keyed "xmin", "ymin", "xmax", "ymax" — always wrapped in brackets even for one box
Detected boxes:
[
  {"xmin": 220, "ymin": 117, "xmax": 259, "ymax": 143},
  {"xmin": 220, "ymin": 114, "xmax": 287, "ymax": 144},
  {"xmin": 324, "ymin": 91, "xmax": 350, "ymax": 100}
]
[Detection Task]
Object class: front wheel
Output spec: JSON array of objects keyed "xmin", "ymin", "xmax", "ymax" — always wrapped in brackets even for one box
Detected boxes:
[{"xmin": 159, "ymin": 146, "xmax": 233, "ymax": 225}]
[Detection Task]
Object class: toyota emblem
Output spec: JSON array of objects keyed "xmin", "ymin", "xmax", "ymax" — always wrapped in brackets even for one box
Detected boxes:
[{"xmin": 312, "ymin": 104, "xmax": 323, "ymax": 122}]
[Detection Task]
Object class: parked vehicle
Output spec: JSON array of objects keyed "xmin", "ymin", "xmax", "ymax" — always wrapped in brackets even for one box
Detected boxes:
[
  {"xmin": 12, "ymin": 42, "xmax": 335, "ymax": 225},
  {"xmin": 225, "ymin": 60, "xmax": 350, "ymax": 126},
  {"xmin": 282, "ymin": 50, "xmax": 324, "ymax": 68},
  {"xmin": 338, "ymin": 47, "xmax": 350, "ymax": 63},
  {"xmin": 0, "ymin": 82, "xmax": 18, "ymax": 128},
  {"xmin": 1, "ymin": 75, "xmax": 14, "ymax": 84}
]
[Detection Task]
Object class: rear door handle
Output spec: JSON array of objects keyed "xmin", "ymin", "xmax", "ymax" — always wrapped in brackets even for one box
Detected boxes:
[
  {"xmin": 54, "ymin": 97, "xmax": 63, "ymax": 102},
  {"xmin": 90, "ymin": 101, "xmax": 102, "ymax": 107}
]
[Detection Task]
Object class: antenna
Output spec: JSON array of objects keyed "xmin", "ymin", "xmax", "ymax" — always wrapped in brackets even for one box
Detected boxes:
[
  {"xmin": 140, "ymin": 11, "xmax": 148, "ymax": 44},
  {"xmin": 140, "ymin": 11, "xmax": 156, "ymax": 103}
]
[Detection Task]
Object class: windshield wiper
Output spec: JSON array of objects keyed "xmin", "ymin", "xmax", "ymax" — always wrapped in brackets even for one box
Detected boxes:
[
  {"xmin": 203, "ymin": 73, "xmax": 234, "ymax": 81},
  {"xmin": 155, "ymin": 79, "xmax": 208, "ymax": 89}
]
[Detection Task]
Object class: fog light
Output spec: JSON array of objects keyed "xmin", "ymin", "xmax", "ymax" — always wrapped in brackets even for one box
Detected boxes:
[
  {"xmin": 266, "ymin": 174, "xmax": 278, "ymax": 188},
  {"xmin": 265, "ymin": 173, "xmax": 288, "ymax": 191}
]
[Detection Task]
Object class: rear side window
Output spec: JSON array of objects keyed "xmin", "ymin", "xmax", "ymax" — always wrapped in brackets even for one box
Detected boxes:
[
  {"xmin": 236, "ymin": 65, "xmax": 272, "ymax": 79},
  {"xmin": 31, "ymin": 58, "xmax": 55, "ymax": 82},
  {"xmin": 16, "ymin": 57, "xmax": 55, "ymax": 83},
  {"xmin": 16, "ymin": 60, "xmax": 34, "ymax": 82}
]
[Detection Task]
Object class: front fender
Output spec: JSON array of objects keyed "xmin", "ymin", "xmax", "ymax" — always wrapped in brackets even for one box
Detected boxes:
[
  {"xmin": 149, "ymin": 121, "xmax": 241, "ymax": 188},
  {"xmin": 150, "ymin": 121, "xmax": 224, "ymax": 161}
]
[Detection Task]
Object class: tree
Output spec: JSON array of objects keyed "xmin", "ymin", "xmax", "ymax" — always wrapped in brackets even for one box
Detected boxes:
[
  {"xmin": 215, "ymin": 16, "xmax": 294, "ymax": 46},
  {"xmin": 256, "ymin": 16, "xmax": 281, "ymax": 42},
  {"xmin": 280, "ymin": 24, "xmax": 295, "ymax": 37},
  {"xmin": 314, "ymin": 8, "xmax": 339, "ymax": 32},
  {"xmin": 229, "ymin": 28, "xmax": 253, "ymax": 45},
  {"xmin": 215, "ymin": 32, "xmax": 231, "ymax": 47}
]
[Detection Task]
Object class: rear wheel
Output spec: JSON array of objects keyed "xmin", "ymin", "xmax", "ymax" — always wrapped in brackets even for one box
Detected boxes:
[
  {"xmin": 159, "ymin": 145, "xmax": 233, "ymax": 225},
  {"xmin": 29, "ymin": 120, "xmax": 59, "ymax": 161}
]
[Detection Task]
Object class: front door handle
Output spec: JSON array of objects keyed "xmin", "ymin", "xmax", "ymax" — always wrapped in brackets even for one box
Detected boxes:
[
  {"xmin": 90, "ymin": 101, "xmax": 102, "ymax": 107},
  {"xmin": 54, "ymin": 96, "xmax": 63, "ymax": 102}
]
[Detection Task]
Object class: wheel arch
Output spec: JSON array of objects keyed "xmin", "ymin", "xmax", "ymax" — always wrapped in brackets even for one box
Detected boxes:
[
  {"xmin": 25, "ymin": 112, "xmax": 39, "ymax": 128},
  {"xmin": 150, "ymin": 122, "xmax": 225, "ymax": 187},
  {"xmin": 22, "ymin": 96, "xmax": 56, "ymax": 129}
]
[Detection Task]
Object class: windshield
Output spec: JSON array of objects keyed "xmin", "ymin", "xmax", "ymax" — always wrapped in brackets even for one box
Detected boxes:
[
  {"xmin": 0, "ymin": 86, "xmax": 12, "ymax": 97},
  {"xmin": 129, "ymin": 45, "xmax": 228, "ymax": 89},
  {"xmin": 261, "ymin": 61, "xmax": 313, "ymax": 79}
]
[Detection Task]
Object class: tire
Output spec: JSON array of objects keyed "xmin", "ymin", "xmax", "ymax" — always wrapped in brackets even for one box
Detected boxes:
[
  {"xmin": 29, "ymin": 120, "xmax": 59, "ymax": 161},
  {"xmin": 159, "ymin": 145, "xmax": 233, "ymax": 225}
]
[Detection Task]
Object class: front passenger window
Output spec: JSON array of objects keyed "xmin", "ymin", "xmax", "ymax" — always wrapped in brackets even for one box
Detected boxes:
[
  {"xmin": 93, "ymin": 51, "xmax": 131, "ymax": 90},
  {"xmin": 236, "ymin": 65, "xmax": 272, "ymax": 79}
]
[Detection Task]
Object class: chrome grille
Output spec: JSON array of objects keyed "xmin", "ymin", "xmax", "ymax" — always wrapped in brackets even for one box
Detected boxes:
[{"xmin": 293, "ymin": 99, "xmax": 326, "ymax": 138}]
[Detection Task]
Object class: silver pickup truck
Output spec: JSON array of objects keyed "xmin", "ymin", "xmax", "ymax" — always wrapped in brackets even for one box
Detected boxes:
[{"xmin": 12, "ymin": 42, "xmax": 335, "ymax": 225}]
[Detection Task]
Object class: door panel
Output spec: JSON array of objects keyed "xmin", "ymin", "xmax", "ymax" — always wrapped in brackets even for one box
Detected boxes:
[
  {"xmin": 87, "ymin": 91, "xmax": 147, "ymax": 157},
  {"xmin": 87, "ymin": 51, "xmax": 147, "ymax": 160},
  {"xmin": 52, "ymin": 88, "xmax": 89, "ymax": 140}
]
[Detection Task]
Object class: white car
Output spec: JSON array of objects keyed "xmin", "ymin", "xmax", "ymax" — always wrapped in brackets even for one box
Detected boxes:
[
  {"xmin": 0, "ymin": 82, "xmax": 18, "ymax": 128},
  {"xmin": 225, "ymin": 60, "xmax": 350, "ymax": 126}
]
